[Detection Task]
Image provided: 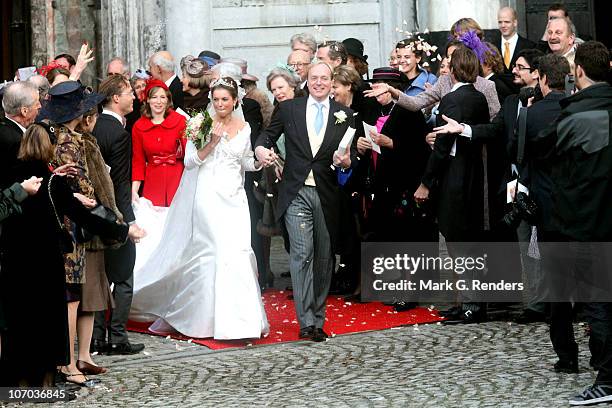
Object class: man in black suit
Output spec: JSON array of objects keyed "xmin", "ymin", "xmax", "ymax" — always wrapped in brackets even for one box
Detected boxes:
[
  {"xmin": 0, "ymin": 82, "xmax": 41, "ymax": 189},
  {"xmin": 255, "ymin": 62, "xmax": 355, "ymax": 341},
  {"xmin": 148, "ymin": 51, "xmax": 184, "ymax": 110},
  {"xmin": 497, "ymin": 7, "xmax": 536, "ymax": 91},
  {"xmin": 415, "ymin": 45, "xmax": 490, "ymax": 324},
  {"xmin": 92, "ymin": 74, "xmax": 145, "ymax": 355}
]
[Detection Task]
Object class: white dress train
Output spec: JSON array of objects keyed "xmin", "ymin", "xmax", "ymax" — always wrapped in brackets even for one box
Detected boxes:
[{"xmin": 130, "ymin": 123, "xmax": 269, "ymax": 339}]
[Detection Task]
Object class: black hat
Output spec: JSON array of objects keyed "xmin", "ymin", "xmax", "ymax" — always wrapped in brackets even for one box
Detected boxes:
[
  {"xmin": 342, "ymin": 38, "xmax": 368, "ymax": 63},
  {"xmin": 366, "ymin": 67, "xmax": 409, "ymax": 83},
  {"xmin": 38, "ymin": 81, "xmax": 104, "ymax": 124}
]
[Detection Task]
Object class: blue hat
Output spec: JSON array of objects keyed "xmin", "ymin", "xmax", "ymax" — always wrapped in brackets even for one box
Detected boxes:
[{"xmin": 38, "ymin": 81, "xmax": 104, "ymax": 124}]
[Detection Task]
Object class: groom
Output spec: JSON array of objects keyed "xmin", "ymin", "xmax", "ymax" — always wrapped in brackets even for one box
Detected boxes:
[{"xmin": 255, "ymin": 62, "xmax": 354, "ymax": 342}]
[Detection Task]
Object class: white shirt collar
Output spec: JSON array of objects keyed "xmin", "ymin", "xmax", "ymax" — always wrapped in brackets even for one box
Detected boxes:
[
  {"xmin": 307, "ymin": 94, "xmax": 330, "ymax": 109},
  {"xmin": 503, "ymin": 32, "xmax": 519, "ymax": 46},
  {"xmin": 164, "ymin": 74, "xmax": 177, "ymax": 88},
  {"xmin": 450, "ymin": 82, "xmax": 469, "ymax": 92},
  {"xmin": 102, "ymin": 109, "xmax": 125, "ymax": 126},
  {"xmin": 5, "ymin": 116, "xmax": 26, "ymax": 134},
  {"xmin": 484, "ymin": 73, "xmax": 494, "ymax": 80}
]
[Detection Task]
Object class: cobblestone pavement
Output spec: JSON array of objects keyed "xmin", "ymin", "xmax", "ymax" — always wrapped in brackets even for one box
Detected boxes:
[
  {"xmin": 7, "ymin": 238, "xmax": 598, "ymax": 407},
  {"xmin": 30, "ymin": 320, "xmax": 594, "ymax": 408}
]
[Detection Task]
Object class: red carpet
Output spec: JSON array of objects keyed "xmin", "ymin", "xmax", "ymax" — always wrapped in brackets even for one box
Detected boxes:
[{"xmin": 127, "ymin": 289, "xmax": 444, "ymax": 350}]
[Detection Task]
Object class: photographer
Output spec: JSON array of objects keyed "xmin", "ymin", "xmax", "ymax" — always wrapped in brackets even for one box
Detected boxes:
[{"xmin": 532, "ymin": 41, "xmax": 612, "ymax": 406}]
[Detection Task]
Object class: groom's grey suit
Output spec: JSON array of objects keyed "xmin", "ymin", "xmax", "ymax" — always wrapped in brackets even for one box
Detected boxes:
[{"xmin": 255, "ymin": 95, "xmax": 355, "ymax": 330}]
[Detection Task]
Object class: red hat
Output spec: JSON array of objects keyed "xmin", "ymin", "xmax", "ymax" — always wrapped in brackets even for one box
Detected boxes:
[{"xmin": 141, "ymin": 78, "xmax": 169, "ymax": 102}]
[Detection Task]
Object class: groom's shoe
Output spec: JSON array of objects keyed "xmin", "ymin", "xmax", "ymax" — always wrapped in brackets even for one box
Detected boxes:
[
  {"xmin": 298, "ymin": 326, "xmax": 314, "ymax": 340},
  {"xmin": 312, "ymin": 328, "xmax": 329, "ymax": 342}
]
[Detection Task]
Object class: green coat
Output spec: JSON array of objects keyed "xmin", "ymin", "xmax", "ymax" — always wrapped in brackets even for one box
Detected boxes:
[
  {"xmin": 0, "ymin": 182, "xmax": 27, "ymax": 330},
  {"xmin": 0, "ymin": 183, "xmax": 27, "ymax": 222}
]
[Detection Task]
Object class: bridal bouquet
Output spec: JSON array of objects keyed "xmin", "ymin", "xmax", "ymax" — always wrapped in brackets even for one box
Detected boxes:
[{"xmin": 184, "ymin": 109, "xmax": 213, "ymax": 149}]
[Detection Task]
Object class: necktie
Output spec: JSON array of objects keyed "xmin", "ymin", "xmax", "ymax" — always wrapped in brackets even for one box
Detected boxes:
[
  {"xmin": 314, "ymin": 103, "xmax": 324, "ymax": 134},
  {"xmin": 503, "ymin": 42, "xmax": 511, "ymax": 69}
]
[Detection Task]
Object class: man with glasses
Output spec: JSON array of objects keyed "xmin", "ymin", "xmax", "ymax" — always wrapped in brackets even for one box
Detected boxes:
[{"xmin": 287, "ymin": 49, "xmax": 312, "ymax": 88}]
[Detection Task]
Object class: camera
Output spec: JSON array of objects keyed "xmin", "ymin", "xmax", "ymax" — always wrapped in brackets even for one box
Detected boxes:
[
  {"xmin": 502, "ymin": 192, "xmax": 539, "ymax": 229},
  {"xmin": 518, "ymin": 84, "xmax": 543, "ymax": 107}
]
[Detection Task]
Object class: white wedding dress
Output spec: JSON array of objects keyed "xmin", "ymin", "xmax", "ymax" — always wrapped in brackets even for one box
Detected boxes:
[{"xmin": 130, "ymin": 123, "xmax": 269, "ymax": 339}]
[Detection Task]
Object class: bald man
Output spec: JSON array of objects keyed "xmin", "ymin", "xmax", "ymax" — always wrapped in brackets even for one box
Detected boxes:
[
  {"xmin": 497, "ymin": 6, "xmax": 535, "ymax": 76},
  {"xmin": 148, "ymin": 50, "xmax": 183, "ymax": 109}
]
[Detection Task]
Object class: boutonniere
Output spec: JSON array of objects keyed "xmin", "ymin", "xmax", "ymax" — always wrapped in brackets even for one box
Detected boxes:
[{"xmin": 334, "ymin": 110, "xmax": 347, "ymax": 125}]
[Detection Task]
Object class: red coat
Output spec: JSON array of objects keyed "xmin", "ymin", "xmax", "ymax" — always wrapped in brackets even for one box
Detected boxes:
[{"xmin": 132, "ymin": 110, "xmax": 187, "ymax": 206}]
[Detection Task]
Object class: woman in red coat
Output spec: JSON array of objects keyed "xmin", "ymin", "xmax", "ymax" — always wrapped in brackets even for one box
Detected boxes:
[{"xmin": 131, "ymin": 80, "xmax": 187, "ymax": 206}]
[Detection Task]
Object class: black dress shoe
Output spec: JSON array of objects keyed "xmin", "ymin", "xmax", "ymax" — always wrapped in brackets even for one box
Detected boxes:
[
  {"xmin": 554, "ymin": 359, "xmax": 579, "ymax": 373},
  {"xmin": 393, "ymin": 302, "xmax": 418, "ymax": 312},
  {"xmin": 107, "ymin": 342, "xmax": 145, "ymax": 355},
  {"xmin": 438, "ymin": 306, "xmax": 462, "ymax": 318},
  {"xmin": 312, "ymin": 328, "xmax": 329, "ymax": 342},
  {"xmin": 443, "ymin": 309, "xmax": 487, "ymax": 325},
  {"xmin": 90, "ymin": 339, "xmax": 108, "ymax": 354},
  {"xmin": 298, "ymin": 326, "xmax": 314, "ymax": 339}
]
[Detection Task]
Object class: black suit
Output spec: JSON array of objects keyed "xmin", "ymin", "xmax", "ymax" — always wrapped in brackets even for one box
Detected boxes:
[
  {"xmin": 0, "ymin": 118, "xmax": 24, "ymax": 189},
  {"xmin": 521, "ymin": 91, "xmax": 565, "ymax": 232},
  {"xmin": 497, "ymin": 34, "xmax": 537, "ymax": 92},
  {"xmin": 471, "ymin": 93, "xmax": 523, "ymax": 231},
  {"xmin": 422, "ymin": 84, "xmax": 490, "ymax": 241},
  {"xmin": 168, "ymin": 76, "xmax": 184, "ymax": 110},
  {"xmin": 91, "ymin": 112, "xmax": 136, "ymax": 345}
]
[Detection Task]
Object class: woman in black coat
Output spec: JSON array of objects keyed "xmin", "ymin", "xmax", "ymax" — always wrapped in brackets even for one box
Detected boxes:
[
  {"xmin": 357, "ymin": 68, "xmax": 436, "ymax": 242},
  {"xmin": 0, "ymin": 124, "xmax": 131, "ymax": 387}
]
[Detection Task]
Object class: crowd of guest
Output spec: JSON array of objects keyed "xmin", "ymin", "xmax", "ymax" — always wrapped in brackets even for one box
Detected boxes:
[{"xmin": 0, "ymin": 2, "xmax": 611, "ymax": 404}]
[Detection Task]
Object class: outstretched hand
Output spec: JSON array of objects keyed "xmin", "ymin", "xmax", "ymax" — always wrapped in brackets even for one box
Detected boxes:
[{"xmin": 432, "ymin": 115, "xmax": 464, "ymax": 134}]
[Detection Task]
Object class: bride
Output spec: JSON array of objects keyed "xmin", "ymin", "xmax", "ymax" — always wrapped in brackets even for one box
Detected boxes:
[{"xmin": 130, "ymin": 77, "xmax": 269, "ymax": 339}]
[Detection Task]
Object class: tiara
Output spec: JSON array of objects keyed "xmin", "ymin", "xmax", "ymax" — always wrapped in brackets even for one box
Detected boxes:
[{"xmin": 210, "ymin": 77, "xmax": 236, "ymax": 90}]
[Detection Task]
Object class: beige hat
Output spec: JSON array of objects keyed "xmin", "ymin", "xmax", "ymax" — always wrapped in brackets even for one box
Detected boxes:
[{"xmin": 219, "ymin": 57, "xmax": 259, "ymax": 82}]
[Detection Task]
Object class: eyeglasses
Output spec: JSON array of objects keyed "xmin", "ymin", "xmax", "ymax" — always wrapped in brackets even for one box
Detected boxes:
[
  {"xmin": 288, "ymin": 63, "xmax": 308, "ymax": 68},
  {"xmin": 512, "ymin": 64, "xmax": 534, "ymax": 72}
]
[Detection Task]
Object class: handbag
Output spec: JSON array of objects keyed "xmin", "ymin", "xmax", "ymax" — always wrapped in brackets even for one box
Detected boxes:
[
  {"xmin": 73, "ymin": 203, "xmax": 119, "ymax": 244},
  {"xmin": 48, "ymin": 175, "xmax": 75, "ymax": 254},
  {"xmin": 176, "ymin": 138, "xmax": 185, "ymax": 160}
]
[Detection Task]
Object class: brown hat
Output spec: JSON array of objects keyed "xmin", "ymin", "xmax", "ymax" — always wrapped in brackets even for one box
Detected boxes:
[
  {"xmin": 219, "ymin": 57, "xmax": 259, "ymax": 82},
  {"xmin": 180, "ymin": 55, "xmax": 208, "ymax": 78}
]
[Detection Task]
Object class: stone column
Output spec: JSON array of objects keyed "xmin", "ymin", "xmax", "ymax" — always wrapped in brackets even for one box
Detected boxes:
[
  {"xmin": 99, "ymin": 0, "xmax": 166, "ymax": 76},
  {"xmin": 164, "ymin": 0, "xmax": 212, "ymax": 73},
  {"xmin": 379, "ymin": 0, "xmax": 415, "ymax": 61}
]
